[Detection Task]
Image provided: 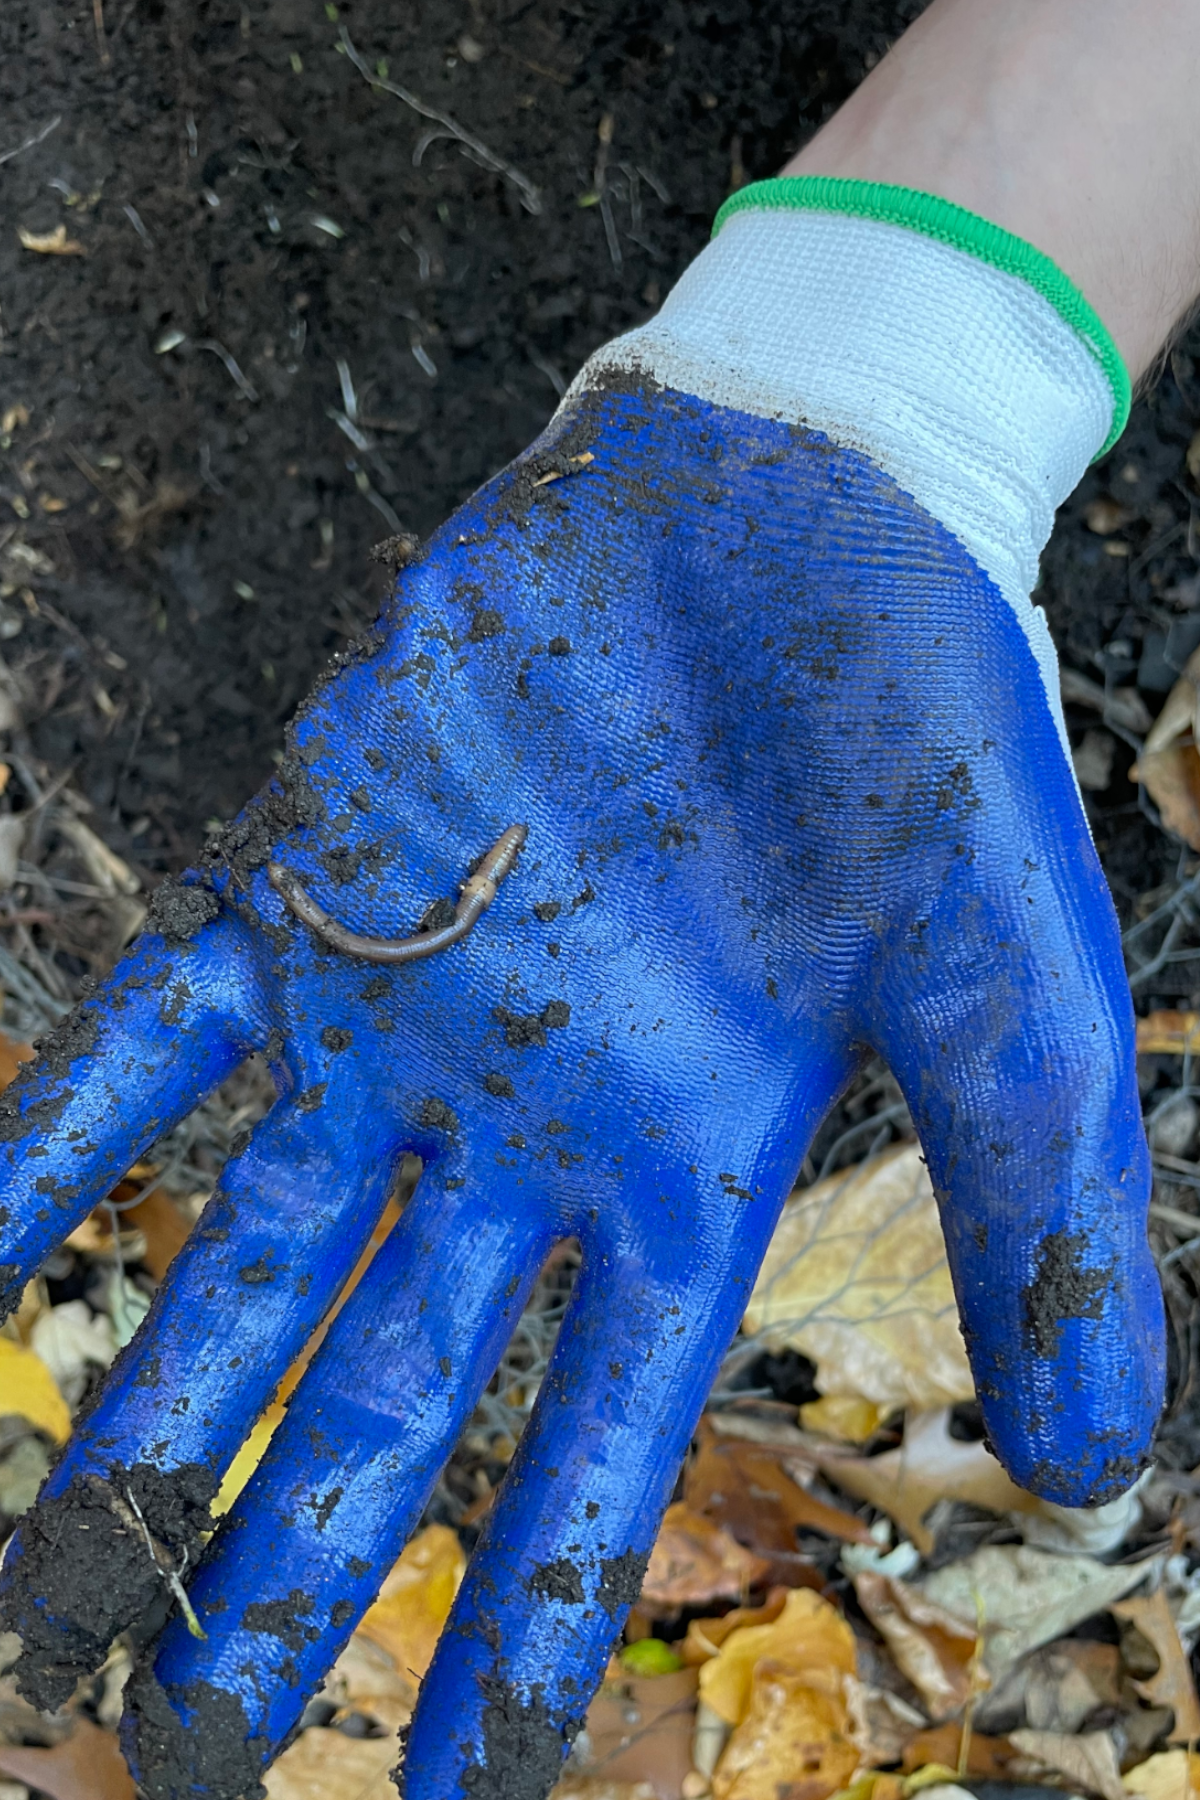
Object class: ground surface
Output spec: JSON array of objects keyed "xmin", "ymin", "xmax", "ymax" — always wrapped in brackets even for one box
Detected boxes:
[{"xmin": 1, "ymin": 0, "xmax": 930, "ymax": 864}]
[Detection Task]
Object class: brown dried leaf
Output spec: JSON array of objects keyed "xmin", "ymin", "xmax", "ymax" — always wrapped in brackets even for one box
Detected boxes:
[
  {"xmin": 639, "ymin": 1504, "xmax": 770, "ymax": 1617},
  {"xmin": 0, "ymin": 1034, "xmax": 33, "ymax": 1089},
  {"xmin": 0, "ymin": 1717, "xmax": 134, "ymax": 1800},
  {"xmin": 852, "ymin": 1570, "xmax": 976, "ymax": 1722},
  {"xmin": 550, "ymin": 1782, "xmax": 657, "ymax": 1800},
  {"xmin": 900, "ymin": 1724, "xmax": 1022, "ymax": 1779},
  {"xmin": 685, "ymin": 1419, "xmax": 871, "ymax": 1583},
  {"xmin": 1112, "ymin": 1588, "xmax": 1200, "ymax": 1742},
  {"xmin": 745, "ymin": 1144, "xmax": 973, "ymax": 1411},
  {"xmin": 814, "ymin": 1408, "xmax": 1032, "ymax": 1556},
  {"xmin": 1132, "ymin": 746, "xmax": 1200, "ymax": 850},
  {"xmin": 569, "ymin": 1668, "xmax": 698, "ymax": 1800}
]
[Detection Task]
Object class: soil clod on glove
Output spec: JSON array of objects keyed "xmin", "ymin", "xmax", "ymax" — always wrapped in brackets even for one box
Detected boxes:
[{"xmin": 0, "ymin": 176, "xmax": 1163, "ymax": 1800}]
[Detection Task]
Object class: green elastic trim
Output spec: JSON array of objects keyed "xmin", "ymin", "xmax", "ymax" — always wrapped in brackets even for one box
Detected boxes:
[{"xmin": 713, "ymin": 175, "xmax": 1130, "ymax": 459}]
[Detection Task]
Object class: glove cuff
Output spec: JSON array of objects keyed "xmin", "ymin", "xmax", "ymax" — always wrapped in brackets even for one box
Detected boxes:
[{"xmin": 567, "ymin": 176, "xmax": 1125, "ymax": 636}]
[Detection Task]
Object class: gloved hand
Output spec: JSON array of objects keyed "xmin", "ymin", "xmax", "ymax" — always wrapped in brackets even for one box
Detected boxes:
[{"xmin": 0, "ymin": 177, "xmax": 1163, "ymax": 1799}]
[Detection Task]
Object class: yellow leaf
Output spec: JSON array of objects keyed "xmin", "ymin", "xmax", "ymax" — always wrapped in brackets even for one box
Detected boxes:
[
  {"xmin": 712, "ymin": 1661, "xmax": 860, "ymax": 1800},
  {"xmin": 0, "ymin": 1336, "xmax": 71, "ymax": 1443},
  {"xmin": 1124, "ymin": 1750, "xmax": 1200, "ymax": 1800},
  {"xmin": 700, "ymin": 1588, "xmax": 856, "ymax": 1728},
  {"xmin": 800, "ymin": 1395, "xmax": 884, "ymax": 1443},
  {"xmin": 1137, "ymin": 1011, "xmax": 1200, "ymax": 1055},
  {"xmin": 17, "ymin": 224, "xmax": 86, "ymax": 256},
  {"xmin": 745, "ymin": 1144, "xmax": 974, "ymax": 1411},
  {"xmin": 357, "ymin": 1525, "xmax": 465, "ymax": 1683},
  {"xmin": 212, "ymin": 1402, "xmax": 284, "ymax": 1518}
]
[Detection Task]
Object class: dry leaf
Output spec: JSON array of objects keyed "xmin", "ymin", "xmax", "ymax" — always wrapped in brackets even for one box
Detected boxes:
[
  {"xmin": 357, "ymin": 1525, "xmax": 465, "ymax": 1684},
  {"xmin": 814, "ymin": 1408, "xmax": 1032, "ymax": 1556},
  {"xmin": 1124, "ymin": 1749, "xmax": 1200, "ymax": 1800},
  {"xmin": 1010, "ymin": 1728, "xmax": 1126, "ymax": 1800},
  {"xmin": 685, "ymin": 1419, "xmax": 871, "ymax": 1582},
  {"xmin": 0, "ymin": 1335, "xmax": 71, "ymax": 1442},
  {"xmin": 1113, "ymin": 1588, "xmax": 1200, "ymax": 1742},
  {"xmin": 852, "ymin": 1570, "xmax": 976, "ymax": 1721},
  {"xmin": 976, "ymin": 1638, "xmax": 1123, "ymax": 1736},
  {"xmin": 570, "ymin": 1669, "xmax": 698, "ymax": 1800},
  {"xmin": 1133, "ymin": 652, "xmax": 1200, "ymax": 850},
  {"xmin": 324, "ymin": 1632, "xmax": 416, "ymax": 1727},
  {"xmin": 1137, "ymin": 1011, "xmax": 1200, "ymax": 1055},
  {"xmin": 264, "ymin": 1725, "xmax": 401, "ymax": 1800},
  {"xmin": 799, "ymin": 1396, "xmax": 884, "ymax": 1443},
  {"xmin": 900, "ymin": 1724, "xmax": 1020, "ymax": 1779},
  {"xmin": 680, "ymin": 1591, "xmax": 791, "ymax": 1667},
  {"xmin": 551, "ymin": 1783, "xmax": 657, "ymax": 1800},
  {"xmin": 699, "ymin": 1588, "xmax": 856, "ymax": 1728},
  {"xmin": 1131, "ymin": 746, "xmax": 1200, "ymax": 851},
  {"xmin": 640, "ymin": 1504, "xmax": 770, "ymax": 1617},
  {"xmin": 0, "ymin": 1716, "xmax": 134, "ymax": 1800},
  {"xmin": 920, "ymin": 1545, "xmax": 1157, "ymax": 1681},
  {"xmin": 0, "ymin": 1035, "xmax": 33, "ymax": 1089},
  {"xmin": 844, "ymin": 1677, "xmax": 926, "ymax": 1767},
  {"xmin": 17, "ymin": 224, "xmax": 86, "ymax": 256},
  {"xmin": 745, "ymin": 1144, "xmax": 973, "ymax": 1411},
  {"xmin": 712, "ymin": 1661, "xmax": 860, "ymax": 1800}
]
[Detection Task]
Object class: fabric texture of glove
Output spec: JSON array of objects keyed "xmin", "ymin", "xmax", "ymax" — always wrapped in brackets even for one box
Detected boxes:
[{"xmin": 0, "ymin": 176, "xmax": 1162, "ymax": 1800}]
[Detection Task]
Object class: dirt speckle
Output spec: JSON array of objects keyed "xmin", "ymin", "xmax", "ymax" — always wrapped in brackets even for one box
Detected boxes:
[
  {"xmin": 527, "ymin": 1558, "xmax": 585, "ymax": 1605},
  {"xmin": 242, "ymin": 1589, "xmax": 321, "ymax": 1652},
  {"xmin": 596, "ymin": 1547, "xmax": 650, "ymax": 1618},
  {"xmin": 1024, "ymin": 1229, "xmax": 1117, "ymax": 1359},
  {"xmin": 420, "ymin": 1096, "xmax": 460, "ymax": 1136}
]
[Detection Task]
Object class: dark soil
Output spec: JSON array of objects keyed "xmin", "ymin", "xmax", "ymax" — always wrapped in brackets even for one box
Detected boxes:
[{"xmin": 0, "ymin": 0, "xmax": 929, "ymax": 872}]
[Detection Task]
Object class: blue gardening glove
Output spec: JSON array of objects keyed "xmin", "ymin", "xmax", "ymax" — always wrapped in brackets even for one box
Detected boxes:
[{"xmin": 0, "ymin": 177, "xmax": 1163, "ymax": 1799}]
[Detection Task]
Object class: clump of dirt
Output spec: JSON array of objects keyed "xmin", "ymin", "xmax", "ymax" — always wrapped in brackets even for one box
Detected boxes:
[
  {"xmin": 1, "ymin": 1460, "xmax": 216, "ymax": 1713},
  {"xmin": 125, "ymin": 1662, "xmax": 268, "ymax": 1800}
]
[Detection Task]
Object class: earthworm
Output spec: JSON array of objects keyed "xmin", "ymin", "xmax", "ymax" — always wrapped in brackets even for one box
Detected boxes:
[{"xmin": 267, "ymin": 823, "xmax": 527, "ymax": 964}]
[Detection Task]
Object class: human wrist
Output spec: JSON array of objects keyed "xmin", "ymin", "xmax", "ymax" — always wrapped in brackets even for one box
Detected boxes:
[{"xmin": 784, "ymin": 0, "xmax": 1200, "ymax": 381}]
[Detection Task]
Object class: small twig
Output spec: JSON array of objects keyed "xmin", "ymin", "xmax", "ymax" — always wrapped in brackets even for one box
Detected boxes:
[
  {"xmin": 193, "ymin": 338, "xmax": 258, "ymax": 402},
  {"xmin": 339, "ymin": 29, "xmax": 541, "ymax": 215},
  {"xmin": 121, "ymin": 1487, "xmax": 207, "ymax": 1640},
  {"xmin": 0, "ymin": 116, "xmax": 61, "ymax": 170},
  {"xmin": 93, "ymin": 0, "xmax": 111, "ymax": 65}
]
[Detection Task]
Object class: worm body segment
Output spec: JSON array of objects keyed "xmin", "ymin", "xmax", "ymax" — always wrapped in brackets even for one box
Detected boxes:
[{"xmin": 267, "ymin": 823, "xmax": 527, "ymax": 964}]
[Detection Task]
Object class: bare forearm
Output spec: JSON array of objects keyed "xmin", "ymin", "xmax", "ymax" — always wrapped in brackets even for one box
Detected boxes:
[{"xmin": 786, "ymin": 0, "xmax": 1200, "ymax": 380}]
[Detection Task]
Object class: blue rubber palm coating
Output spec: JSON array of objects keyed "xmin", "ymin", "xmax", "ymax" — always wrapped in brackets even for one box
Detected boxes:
[{"xmin": 0, "ymin": 379, "xmax": 1163, "ymax": 1799}]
